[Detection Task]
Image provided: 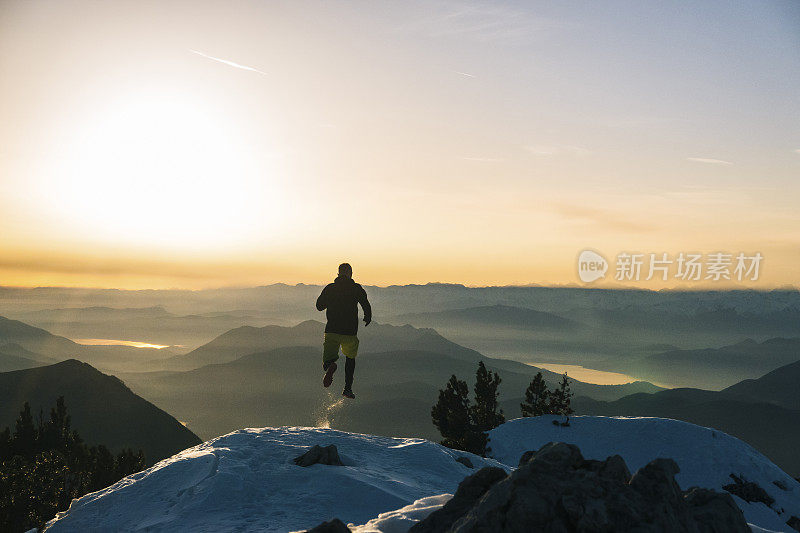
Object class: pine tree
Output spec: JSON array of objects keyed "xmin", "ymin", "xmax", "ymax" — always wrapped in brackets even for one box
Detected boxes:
[
  {"xmin": 12, "ymin": 402, "xmax": 36, "ymax": 457},
  {"xmin": 471, "ymin": 361, "xmax": 505, "ymax": 431},
  {"xmin": 431, "ymin": 375, "xmax": 475, "ymax": 452},
  {"xmin": 549, "ymin": 372, "xmax": 574, "ymax": 416},
  {"xmin": 0, "ymin": 397, "xmax": 147, "ymax": 532},
  {"xmin": 114, "ymin": 449, "xmax": 145, "ymax": 480},
  {"xmin": 520, "ymin": 372, "xmax": 551, "ymax": 417},
  {"xmin": 471, "ymin": 362, "xmax": 504, "ymax": 455},
  {"xmin": 432, "ymin": 363, "xmax": 507, "ymax": 457}
]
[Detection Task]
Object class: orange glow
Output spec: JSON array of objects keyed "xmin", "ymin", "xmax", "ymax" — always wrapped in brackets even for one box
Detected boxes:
[
  {"xmin": 1, "ymin": 2, "xmax": 797, "ymax": 290},
  {"xmin": 72, "ymin": 339, "xmax": 172, "ymax": 349}
]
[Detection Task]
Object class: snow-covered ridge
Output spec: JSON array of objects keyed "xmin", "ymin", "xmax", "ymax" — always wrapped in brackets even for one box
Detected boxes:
[
  {"xmin": 44, "ymin": 427, "xmax": 504, "ymax": 532},
  {"xmin": 44, "ymin": 417, "xmax": 800, "ymax": 533}
]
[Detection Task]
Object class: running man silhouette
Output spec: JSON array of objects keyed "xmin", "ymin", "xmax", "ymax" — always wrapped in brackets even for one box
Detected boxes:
[{"xmin": 316, "ymin": 263, "xmax": 372, "ymax": 399}]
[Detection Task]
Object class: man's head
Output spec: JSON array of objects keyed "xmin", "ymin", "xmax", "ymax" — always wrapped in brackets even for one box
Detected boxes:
[{"xmin": 338, "ymin": 263, "xmax": 353, "ymax": 278}]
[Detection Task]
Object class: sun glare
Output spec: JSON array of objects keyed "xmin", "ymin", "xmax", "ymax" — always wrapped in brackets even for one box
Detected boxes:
[{"xmin": 38, "ymin": 90, "xmax": 282, "ymax": 250}]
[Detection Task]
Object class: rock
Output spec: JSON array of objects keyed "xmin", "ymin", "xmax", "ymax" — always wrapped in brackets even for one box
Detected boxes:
[
  {"xmin": 409, "ymin": 467, "xmax": 507, "ymax": 533},
  {"xmin": 773, "ymin": 479, "xmax": 788, "ymax": 491},
  {"xmin": 722, "ymin": 473, "xmax": 775, "ymax": 507},
  {"xmin": 684, "ymin": 487, "xmax": 748, "ymax": 533},
  {"xmin": 599, "ymin": 454, "xmax": 632, "ymax": 483},
  {"xmin": 517, "ymin": 449, "xmax": 536, "ymax": 467},
  {"xmin": 293, "ymin": 445, "xmax": 344, "ymax": 467},
  {"xmin": 786, "ymin": 515, "xmax": 800, "ymax": 532},
  {"xmin": 455, "ymin": 456, "xmax": 473, "ymax": 468},
  {"xmin": 526, "ymin": 441, "xmax": 583, "ymax": 469},
  {"xmin": 412, "ymin": 441, "xmax": 750, "ymax": 532},
  {"xmin": 305, "ymin": 518, "xmax": 351, "ymax": 533}
]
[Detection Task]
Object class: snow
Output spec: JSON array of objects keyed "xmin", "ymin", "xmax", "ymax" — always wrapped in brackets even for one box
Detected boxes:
[
  {"xmin": 44, "ymin": 427, "xmax": 505, "ymax": 532},
  {"xmin": 44, "ymin": 417, "xmax": 800, "ymax": 532},
  {"xmin": 489, "ymin": 415, "xmax": 800, "ymax": 533},
  {"xmin": 350, "ymin": 494, "xmax": 452, "ymax": 533}
]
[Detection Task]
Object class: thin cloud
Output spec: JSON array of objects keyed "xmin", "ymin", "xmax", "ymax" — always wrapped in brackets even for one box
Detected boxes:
[
  {"xmin": 393, "ymin": 2, "xmax": 576, "ymax": 45},
  {"xmin": 525, "ymin": 144, "xmax": 591, "ymax": 156},
  {"xmin": 462, "ymin": 157, "xmax": 503, "ymax": 162},
  {"xmin": 686, "ymin": 157, "xmax": 733, "ymax": 166},
  {"xmin": 551, "ymin": 203, "xmax": 655, "ymax": 232},
  {"xmin": 188, "ymin": 49, "xmax": 267, "ymax": 76}
]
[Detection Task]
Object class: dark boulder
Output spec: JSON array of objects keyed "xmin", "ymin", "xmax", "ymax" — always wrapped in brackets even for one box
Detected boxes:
[
  {"xmin": 455, "ymin": 456, "xmax": 473, "ymax": 469},
  {"xmin": 412, "ymin": 441, "xmax": 749, "ymax": 532},
  {"xmin": 304, "ymin": 518, "xmax": 351, "ymax": 533},
  {"xmin": 722, "ymin": 473, "xmax": 775, "ymax": 507},
  {"xmin": 293, "ymin": 445, "xmax": 344, "ymax": 467},
  {"xmin": 684, "ymin": 487, "xmax": 755, "ymax": 533},
  {"xmin": 409, "ymin": 467, "xmax": 507, "ymax": 533}
]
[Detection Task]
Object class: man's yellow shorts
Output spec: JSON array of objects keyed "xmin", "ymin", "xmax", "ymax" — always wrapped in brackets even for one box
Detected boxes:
[{"xmin": 323, "ymin": 332, "xmax": 359, "ymax": 363}]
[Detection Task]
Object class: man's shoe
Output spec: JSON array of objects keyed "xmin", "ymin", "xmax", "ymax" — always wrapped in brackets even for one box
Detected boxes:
[
  {"xmin": 342, "ymin": 388, "xmax": 355, "ymax": 399},
  {"xmin": 323, "ymin": 362, "xmax": 337, "ymax": 388}
]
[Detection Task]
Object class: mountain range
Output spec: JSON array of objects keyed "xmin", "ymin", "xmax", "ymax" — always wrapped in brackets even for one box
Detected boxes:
[
  {"xmin": 0, "ymin": 359, "xmax": 201, "ymax": 464},
  {"xmin": 393, "ymin": 304, "xmax": 581, "ymax": 331},
  {"xmin": 120, "ymin": 321, "xmax": 661, "ymax": 441},
  {"xmin": 0, "ymin": 315, "xmax": 182, "ymax": 373},
  {"xmin": 723, "ymin": 358, "xmax": 800, "ymax": 411},
  {"xmin": 573, "ymin": 356, "xmax": 800, "ymax": 477},
  {"xmin": 6, "ymin": 305, "xmax": 281, "ymax": 350},
  {"xmin": 621, "ymin": 337, "xmax": 800, "ymax": 389}
]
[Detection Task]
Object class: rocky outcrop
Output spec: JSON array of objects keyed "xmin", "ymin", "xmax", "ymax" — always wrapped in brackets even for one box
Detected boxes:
[
  {"xmin": 304, "ymin": 518, "xmax": 351, "ymax": 532},
  {"xmin": 455, "ymin": 456, "xmax": 473, "ymax": 468},
  {"xmin": 723, "ymin": 473, "xmax": 775, "ymax": 507},
  {"xmin": 412, "ymin": 441, "xmax": 749, "ymax": 532},
  {"xmin": 410, "ymin": 467, "xmax": 507, "ymax": 533},
  {"xmin": 293, "ymin": 445, "xmax": 344, "ymax": 467}
]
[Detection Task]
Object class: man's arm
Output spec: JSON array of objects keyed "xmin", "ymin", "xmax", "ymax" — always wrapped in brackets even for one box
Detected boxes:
[
  {"xmin": 316, "ymin": 286, "xmax": 329, "ymax": 311},
  {"xmin": 358, "ymin": 285, "xmax": 372, "ymax": 326}
]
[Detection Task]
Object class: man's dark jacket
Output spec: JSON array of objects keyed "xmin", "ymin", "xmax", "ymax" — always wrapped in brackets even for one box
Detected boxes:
[{"xmin": 316, "ymin": 276, "xmax": 372, "ymax": 336}]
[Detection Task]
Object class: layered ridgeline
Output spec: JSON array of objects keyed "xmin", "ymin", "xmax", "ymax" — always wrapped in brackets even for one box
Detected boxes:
[
  {"xmin": 622, "ymin": 338, "xmax": 800, "ymax": 390},
  {"xmin": 724, "ymin": 358, "xmax": 800, "ymax": 411},
  {"xmin": 3, "ymin": 285, "xmax": 800, "ymax": 387},
  {"xmin": 0, "ymin": 315, "xmax": 183, "ymax": 373},
  {"xmin": 119, "ymin": 321, "xmax": 661, "ymax": 441},
  {"xmin": 43, "ymin": 417, "xmax": 800, "ymax": 532},
  {"xmin": 0, "ymin": 316, "xmax": 78, "ymax": 371},
  {"xmin": 389, "ymin": 304, "xmax": 800, "ymax": 390},
  {"xmin": 574, "ymin": 357, "xmax": 800, "ymax": 478},
  {"xmin": 0, "ymin": 360, "xmax": 201, "ymax": 464},
  {"xmin": 5, "ymin": 306, "xmax": 281, "ymax": 350}
]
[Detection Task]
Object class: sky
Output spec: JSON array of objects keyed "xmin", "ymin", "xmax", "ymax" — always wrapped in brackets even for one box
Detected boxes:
[{"xmin": 1, "ymin": 0, "xmax": 798, "ymax": 289}]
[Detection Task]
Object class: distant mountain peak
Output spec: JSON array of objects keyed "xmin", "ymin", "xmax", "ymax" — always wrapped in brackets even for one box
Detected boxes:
[
  {"xmin": 0, "ymin": 360, "xmax": 201, "ymax": 465},
  {"xmin": 733, "ymin": 338, "xmax": 758, "ymax": 346}
]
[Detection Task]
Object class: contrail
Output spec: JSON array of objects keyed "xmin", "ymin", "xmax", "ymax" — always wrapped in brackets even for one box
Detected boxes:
[
  {"xmin": 189, "ymin": 49, "xmax": 267, "ymax": 76},
  {"xmin": 686, "ymin": 157, "xmax": 733, "ymax": 166}
]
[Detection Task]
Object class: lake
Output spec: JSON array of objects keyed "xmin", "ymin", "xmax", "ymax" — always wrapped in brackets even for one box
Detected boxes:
[
  {"xmin": 72, "ymin": 338, "xmax": 171, "ymax": 349},
  {"xmin": 528, "ymin": 362, "xmax": 643, "ymax": 385}
]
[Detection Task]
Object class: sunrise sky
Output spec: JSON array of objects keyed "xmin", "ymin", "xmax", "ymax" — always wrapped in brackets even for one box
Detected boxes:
[{"xmin": 1, "ymin": 1, "xmax": 799, "ymax": 289}]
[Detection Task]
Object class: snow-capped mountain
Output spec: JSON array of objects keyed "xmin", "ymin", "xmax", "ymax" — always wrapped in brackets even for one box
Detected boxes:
[{"xmin": 44, "ymin": 417, "xmax": 800, "ymax": 532}]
